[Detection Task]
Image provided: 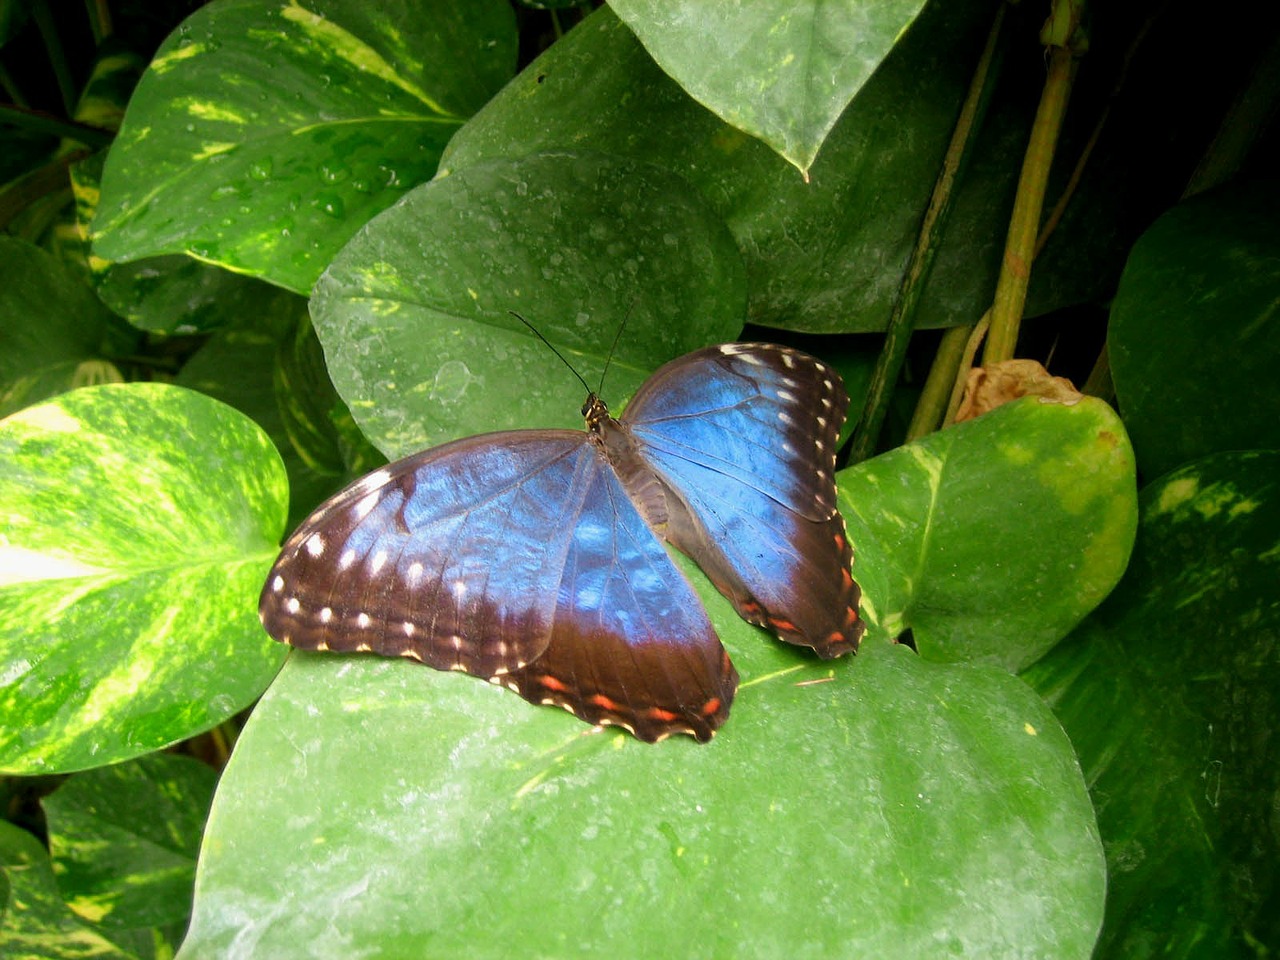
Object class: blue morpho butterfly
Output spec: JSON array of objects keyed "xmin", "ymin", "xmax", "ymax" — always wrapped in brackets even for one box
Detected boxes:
[{"xmin": 259, "ymin": 334, "xmax": 863, "ymax": 742}]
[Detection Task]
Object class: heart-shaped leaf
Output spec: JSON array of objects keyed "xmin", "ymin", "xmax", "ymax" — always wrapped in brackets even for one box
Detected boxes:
[
  {"xmin": 93, "ymin": 0, "xmax": 517, "ymax": 293},
  {"xmin": 1024, "ymin": 450, "xmax": 1280, "ymax": 956},
  {"xmin": 841, "ymin": 396, "xmax": 1138, "ymax": 670},
  {"xmin": 43, "ymin": 754, "xmax": 217, "ymax": 932},
  {"xmin": 610, "ymin": 0, "xmax": 930, "ymax": 174},
  {"xmin": 1108, "ymin": 182, "xmax": 1280, "ymax": 480},
  {"xmin": 0, "ymin": 383, "xmax": 288, "ymax": 773},
  {"xmin": 0, "ymin": 821, "xmax": 134, "ymax": 959},
  {"xmin": 310, "ymin": 151, "xmax": 747, "ymax": 459},
  {"xmin": 181, "ymin": 608, "xmax": 1103, "ymax": 958}
]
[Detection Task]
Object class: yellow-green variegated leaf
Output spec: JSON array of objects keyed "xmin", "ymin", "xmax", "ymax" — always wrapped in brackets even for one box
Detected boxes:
[
  {"xmin": 43, "ymin": 755, "xmax": 217, "ymax": 933},
  {"xmin": 0, "ymin": 383, "xmax": 288, "ymax": 774},
  {"xmin": 0, "ymin": 820, "xmax": 133, "ymax": 959},
  {"xmin": 840, "ymin": 396, "xmax": 1139, "ymax": 671},
  {"xmin": 93, "ymin": 0, "xmax": 517, "ymax": 294}
]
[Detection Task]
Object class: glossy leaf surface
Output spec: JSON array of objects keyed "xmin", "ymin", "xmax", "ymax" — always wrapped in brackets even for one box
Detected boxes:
[
  {"xmin": 0, "ymin": 384, "xmax": 288, "ymax": 773},
  {"xmin": 1109, "ymin": 182, "xmax": 1280, "ymax": 480},
  {"xmin": 609, "ymin": 0, "xmax": 929, "ymax": 173},
  {"xmin": 1025, "ymin": 451, "xmax": 1280, "ymax": 957},
  {"xmin": 93, "ymin": 0, "xmax": 517, "ymax": 293},
  {"xmin": 182, "ymin": 621, "xmax": 1102, "ymax": 958},
  {"xmin": 310, "ymin": 151, "xmax": 746, "ymax": 459},
  {"xmin": 43, "ymin": 754, "xmax": 217, "ymax": 932},
  {"xmin": 840, "ymin": 397, "xmax": 1138, "ymax": 670}
]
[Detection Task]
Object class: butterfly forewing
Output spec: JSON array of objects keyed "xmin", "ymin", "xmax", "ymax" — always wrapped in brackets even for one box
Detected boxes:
[
  {"xmin": 622, "ymin": 343, "xmax": 863, "ymax": 658},
  {"xmin": 261, "ymin": 433, "xmax": 591, "ymax": 678},
  {"xmin": 625, "ymin": 342, "xmax": 848, "ymax": 522}
]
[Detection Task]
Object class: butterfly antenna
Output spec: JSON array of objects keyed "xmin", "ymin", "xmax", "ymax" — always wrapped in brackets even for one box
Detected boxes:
[
  {"xmin": 597, "ymin": 304, "xmax": 631, "ymax": 394},
  {"xmin": 510, "ymin": 311, "xmax": 594, "ymax": 396}
]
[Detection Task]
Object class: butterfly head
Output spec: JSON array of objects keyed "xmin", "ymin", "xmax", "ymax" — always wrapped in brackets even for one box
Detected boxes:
[{"xmin": 581, "ymin": 393, "xmax": 610, "ymax": 433}]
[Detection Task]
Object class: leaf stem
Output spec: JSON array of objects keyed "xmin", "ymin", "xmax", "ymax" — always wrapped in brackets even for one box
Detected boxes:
[
  {"xmin": 848, "ymin": 2, "xmax": 1009, "ymax": 462},
  {"xmin": 983, "ymin": 9, "xmax": 1082, "ymax": 365}
]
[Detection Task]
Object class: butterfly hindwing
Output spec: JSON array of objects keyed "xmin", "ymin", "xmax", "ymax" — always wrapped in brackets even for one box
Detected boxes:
[
  {"xmin": 623, "ymin": 343, "xmax": 863, "ymax": 658},
  {"xmin": 259, "ymin": 431, "xmax": 735, "ymax": 741}
]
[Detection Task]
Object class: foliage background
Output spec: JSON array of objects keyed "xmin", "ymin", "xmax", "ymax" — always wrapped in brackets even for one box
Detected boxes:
[{"xmin": 2, "ymin": 0, "xmax": 1277, "ymax": 957}]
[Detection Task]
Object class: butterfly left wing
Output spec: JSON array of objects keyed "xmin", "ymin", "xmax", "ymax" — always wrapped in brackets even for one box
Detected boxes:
[
  {"xmin": 260, "ymin": 430, "xmax": 736, "ymax": 741},
  {"xmin": 622, "ymin": 342, "xmax": 863, "ymax": 658}
]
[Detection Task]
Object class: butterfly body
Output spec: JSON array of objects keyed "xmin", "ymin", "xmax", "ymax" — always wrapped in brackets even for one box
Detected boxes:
[{"xmin": 260, "ymin": 342, "xmax": 862, "ymax": 741}]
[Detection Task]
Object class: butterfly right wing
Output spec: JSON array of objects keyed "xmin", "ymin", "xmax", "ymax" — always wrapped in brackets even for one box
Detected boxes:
[{"xmin": 259, "ymin": 430, "xmax": 736, "ymax": 741}]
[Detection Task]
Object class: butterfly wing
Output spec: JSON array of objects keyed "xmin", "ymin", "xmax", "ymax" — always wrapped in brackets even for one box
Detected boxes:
[
  {"xmin": 259, "ymin": 431, "xmax": 735, "ymax": 741},
  {"xmin": 622, "ymin": 342, "xmax": 863, "ymax": 658}
]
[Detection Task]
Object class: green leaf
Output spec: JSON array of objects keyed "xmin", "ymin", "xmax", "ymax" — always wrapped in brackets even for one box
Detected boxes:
[
  {"xmin": 43, "ymin": 754, "xmax": 217, "ymax": 932},
  {"xmin": 310, "ymin": 151, "xmax": 747, "ymax": 459},
  {"xmin": 609, "ymin": 0, "xmax": 929, "ymax": 174},
  {"xmin": 0, "ymin": 820, "xmax": 134, "ymax": 960},
  {"xmin": 1108, "ymin": 182, "xmax": 1280, "ymax": 480},
  {"xmin": 181, "ymin": 619, "xmax": 1102, "ymax": 958},
  {"xmin": 841, "ymin": 396, "xmax": 1138, "ymax": 670},
  {"xmin": 1023, "ymin": 451, "xmax": 1280, "ymax": 957},
  {"xmin": 443, "ymin": 4, "xmax": 1006, "ymax": 334},
  {"xmin": 172, "ymin": 291, "xmax": 366, "ymax": 527},
  {"xmin": 93, "ymin": 0, "xmax": 518, "ymax": 294},
  {"xmin": 0, "ymin": 383, "xmax": 289, "ymax": 774},
  {"xmin": 0, "ymin": 237, "xmax": 115, "ymax": 417}
]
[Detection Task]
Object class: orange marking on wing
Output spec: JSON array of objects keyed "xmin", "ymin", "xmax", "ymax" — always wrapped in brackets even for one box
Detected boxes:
[
  {"xmin": 769, "ymin": 617, "xmax": 798, "ymax": 633},
  {"xmin": 700, "ymin": 698, "xmax": 723, "ymax": 717},
  {"xmin": 536, "ymin": 674, "xmax": 568, "ymax": 693},
  {"xmin": 645, "ymin": 706, "xmax": 679, "ymax": 723},
  {"xmin": 589, "ymin": 693, "xmax": 621, "ymax": 712}
]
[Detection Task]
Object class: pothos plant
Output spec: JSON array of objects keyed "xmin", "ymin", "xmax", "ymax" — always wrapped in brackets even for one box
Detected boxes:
[{"xmin": 1, "ymin": 0, "xmax": 1277, "ymax": 957}]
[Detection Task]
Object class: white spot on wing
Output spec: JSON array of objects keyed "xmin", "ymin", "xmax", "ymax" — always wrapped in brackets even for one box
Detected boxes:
[
  {"xmin": 286, "ymin": 597, "xmax": 300, "ymax": 614},
  {"xmin": 781, "ymin": 353, "xmax": 796, "ymax": 368},
  {"xmin": 407, "ymin": 561, "xmax": 424, "ymax": 583},
  {"xmin": 360, "ymin": 469, "xmax": 392, "ymax": 492},
  {"xmin": 402, "ymin": 621, "xmax": 415, "ymax": 637},
  {"xmin": 776, "ymin": 389, "xmax": 796, "ymax": 403},
  {"xmin": 353, "ymin": 491, "xmax": 380, "ymax": 521},
  {"xmin": 452, "ymin": 580, "xmax": 467, "ymax": 600},
  {"xmin": 357, "ymin": 612, "xmax": 371, "ymax": 629},
  {"xmin": 305, "ymin": 534, "xmax": 325, "ymax": 557},
  {"xmin": 272, "ymin": 575, "xmax": 284, "ymax": 593},
  {"xmin": 320, "ymin": 607, "xmax": 333, "ymax": 623},
  {"xmin": 778, "ymin": 411, "xmax": 795, "ymax": 426},
  {"xmin": 339, "ymin": 549, "xmax": 356, "ymax": 570},
  {"xmin": 371, "ymin": 550, "xmax": 387, "ymax": 574}
]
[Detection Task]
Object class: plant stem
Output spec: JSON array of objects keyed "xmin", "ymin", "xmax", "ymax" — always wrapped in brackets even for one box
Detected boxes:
[
  {"xmin": 848, "ymin": 2, "xmax": 1008, "ymax": 463},
  {"xmin": 983, "ymin": 43, "xmax": 1076, "ymax": 364},
  {"xmin": 907, "ymin": 325, "xmax": 970, "ymax": 440}
]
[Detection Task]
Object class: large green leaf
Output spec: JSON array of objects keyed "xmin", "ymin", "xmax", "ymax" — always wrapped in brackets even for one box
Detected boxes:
[
  {"xmin": 310, "ymin": 151, "xmax": 747, "ymax": 459},
  {"xmin": 609, "ymin": 0, "xmax": 929, "ymax": 174},
  {"xmin": 181, "ymin": 613, "xmax": 1102, "ymax": 958},
  {"xmin": 442, "ymin": 3, "xmax": 1004, "ymax": 333},
  {"xmin": 1024, "ymin": 451, "xmax": 1280, "ymax": 957},
  {"xmin": 43, "ymin": 754, "xmax": 217, "ymax": 932},
  {"xmin": 0, "ymin": 820, "xmax": 134, "ymax": 960},
  {"xmin": 92, "ymin": 0, "xmax": 517, "ymax": 294},
  {"xmin": 1108, "ymin": 182, "xmax": 1280, "ymax": 480},
  {"xmin": 841, "ymin": 396, "xmax": 1138, "ymax": 670},
  {"xmin": 0, "ymin": 384, "xmax": 289, "ymax": 774},
  {"xmin": 0, "ymin": 237, "xmax": 119, "ymax": 417}
]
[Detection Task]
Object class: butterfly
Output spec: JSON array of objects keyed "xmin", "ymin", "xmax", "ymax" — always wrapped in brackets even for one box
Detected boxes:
[{"xmin": 259, "ymin": 342, "xmax": 863, "ymax": 742}]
